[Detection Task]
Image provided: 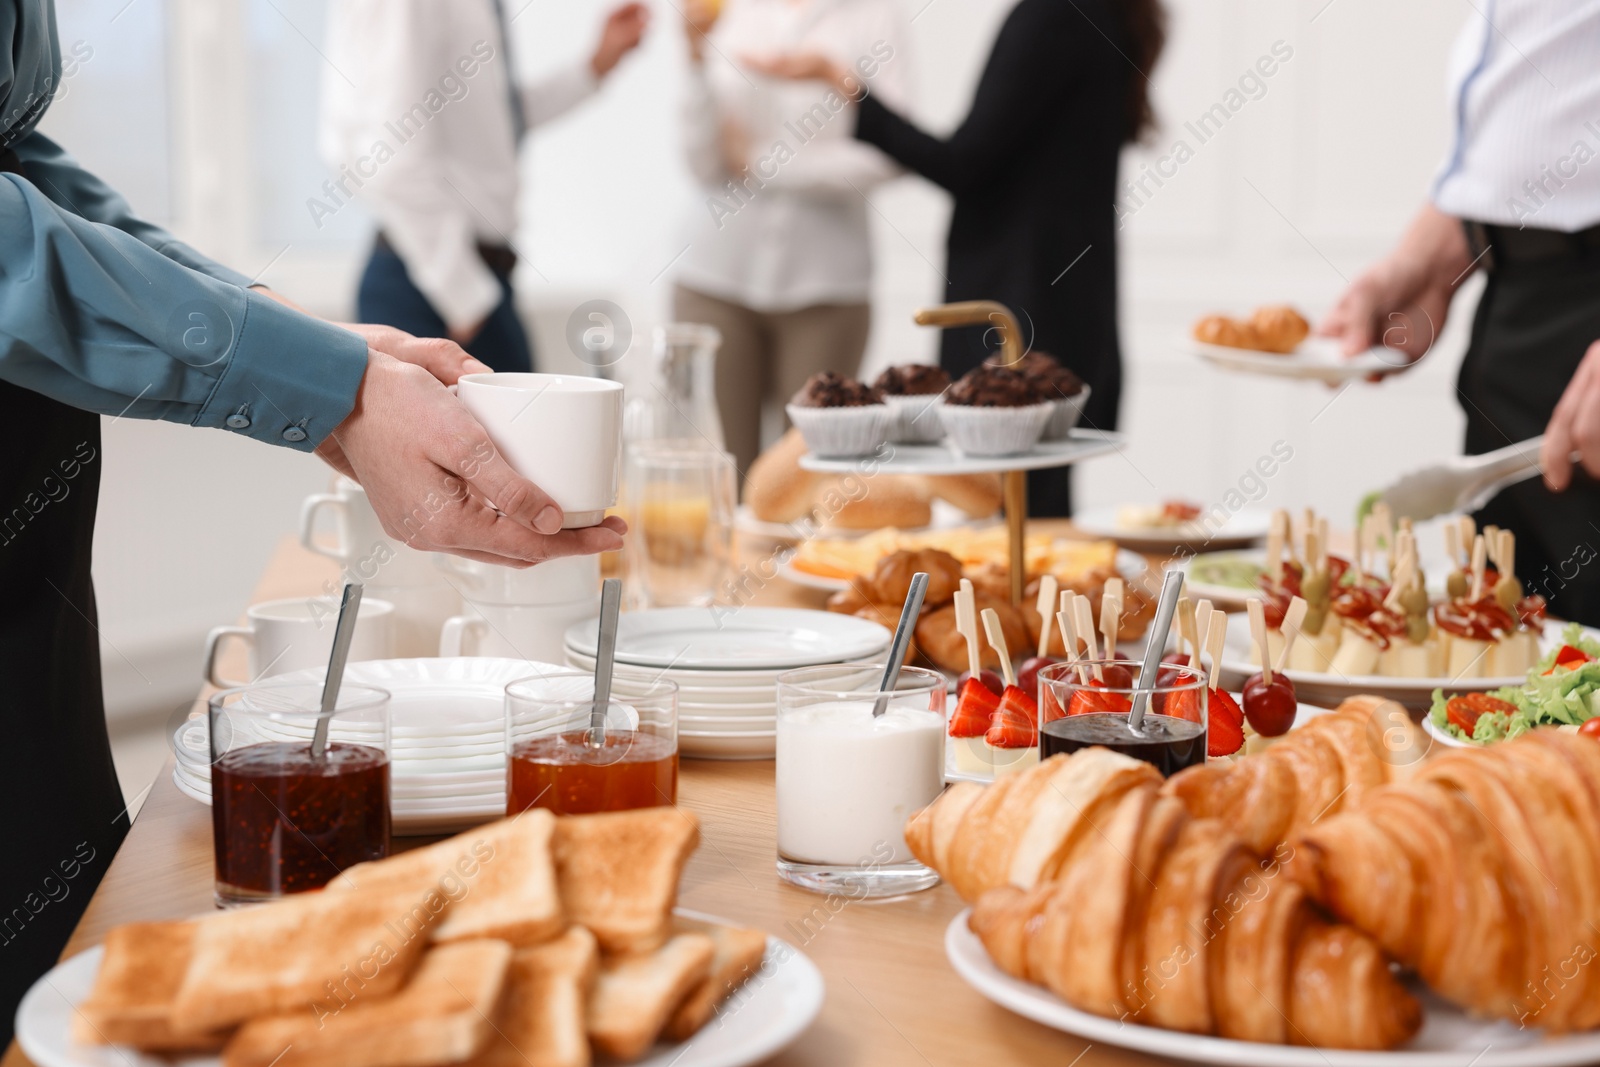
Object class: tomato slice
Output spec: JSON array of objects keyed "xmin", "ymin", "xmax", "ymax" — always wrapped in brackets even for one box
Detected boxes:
[
  {"xmin": 1545, "ymin": 644, "xmax": 1593, "ymax": 674},
  {"xmin": 1444, "ymin": 693, "xmax": 1518, "ymax": 736},
  {"xmin": 1578, "ymin": 718, "xmax": 1600, "ymax": 740}
]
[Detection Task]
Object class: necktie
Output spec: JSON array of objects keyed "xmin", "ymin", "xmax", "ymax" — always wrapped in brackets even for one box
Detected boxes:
[{"xmin": 490, "ymin": 0, "xmax": 528, "ymax": 139}]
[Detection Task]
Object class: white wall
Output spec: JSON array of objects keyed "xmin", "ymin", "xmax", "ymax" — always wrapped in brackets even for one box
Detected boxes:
[{"xmin": 37, "ymin": 0, "xmax": 1475, "ymax": 719}]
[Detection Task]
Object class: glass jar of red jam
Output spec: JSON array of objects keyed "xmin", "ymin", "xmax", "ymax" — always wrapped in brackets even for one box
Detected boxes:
[{"xmin": 207, "ymin": 682, "xmax": 391, "ymax": 906}]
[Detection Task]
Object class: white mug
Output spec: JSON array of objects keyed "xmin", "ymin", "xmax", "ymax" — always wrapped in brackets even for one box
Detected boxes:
[
  {"xmin": 439, "ymin": 599, "xmax": 599, "ymax": 663},
  {"xmin": 299, "ymin": 476, "xmax": 445, "ymax": 588},
  {"xmin": 204, "ymin": 597, "xmax": 395, "ymax": 688},
  {"xmin": 456, "ymin": 372, "xmax": 624, "ymax": 528}
]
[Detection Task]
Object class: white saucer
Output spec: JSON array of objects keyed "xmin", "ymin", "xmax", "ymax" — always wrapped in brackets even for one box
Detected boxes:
[{"xmin": 564, "ymin": 608, "xmax": 890, "ymax": 671}]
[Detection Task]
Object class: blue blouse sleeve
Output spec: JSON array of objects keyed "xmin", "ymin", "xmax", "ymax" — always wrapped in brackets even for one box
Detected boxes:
[
  {"xmin": 12, "ymin": 130, "xmax": 258, "ymax": 288},
  {"xmin": 0, "ymin": 169, "xmax": 369, "ymax": 452}
]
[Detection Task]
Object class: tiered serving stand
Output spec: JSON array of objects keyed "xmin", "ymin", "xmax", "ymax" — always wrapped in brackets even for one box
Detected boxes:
[{"xmin": 798, "ymin": 301, "xmax": 1124, "ymax": 604}]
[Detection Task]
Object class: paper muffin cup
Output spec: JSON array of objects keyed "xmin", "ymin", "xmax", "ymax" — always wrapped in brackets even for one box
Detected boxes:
[
  {"xmin": 884, "ymin": 393, "xmax": 946, "ymax": 443},
  {"xmin": 1041, "ymin": 385, "xmax": 1092, "ymax": 440},
  {"xmin": 786, "ymin": 403, "xmax": 893, "ymax": 459},
  {"xmin": 938, "ymin": 402, "xmax": 1052, "ymax": 456}
]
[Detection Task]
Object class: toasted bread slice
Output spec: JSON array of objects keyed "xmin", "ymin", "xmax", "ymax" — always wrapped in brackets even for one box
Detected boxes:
[
  {"xmin": 329, "ymin": 812, "xmax": 562, "ymax": 946},
  {"xmin": 223, "ymin": 939, "xmax": 512, "ymax": 1067},
  {"xmin": 462, "ymin": 927, "xmax": 598, "ymax": 1067},
  {"xmin": 73, "ymin": 921, "xmax": 228, "ymax": 1052},
  {"xmin": 553, "ymin": 809, "xmax": 699, "ymax": 954},
  {"xmin": 173, "ymin": 883, "xmax": 445, "ymax": 1034},
  {"xmin": 586, "ymin": 932, "xmax": 715, "ymax": 1061},
  {"xmin": 663, "ymin": 921, "xmax": 768, "ymax": 1042}
]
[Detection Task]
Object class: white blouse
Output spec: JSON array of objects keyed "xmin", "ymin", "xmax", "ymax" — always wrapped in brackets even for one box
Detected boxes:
[{"xmin": 674, "ymin": 0, "xmax": 912, "ymax": 312}]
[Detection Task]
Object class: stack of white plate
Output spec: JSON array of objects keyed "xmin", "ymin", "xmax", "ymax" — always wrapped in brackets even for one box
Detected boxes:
[
  {"xmin": 171, "ymin": 658, "xmax": 573, "ymax": 835},
  {"xmin": 565, "ymin": 607, "xmax": 893, "ymax": 760}
]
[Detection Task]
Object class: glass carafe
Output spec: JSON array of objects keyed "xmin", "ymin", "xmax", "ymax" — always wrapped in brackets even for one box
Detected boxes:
[{"xmin": 624, "ymin": 324, "xmax": 725, "ymax": 452}]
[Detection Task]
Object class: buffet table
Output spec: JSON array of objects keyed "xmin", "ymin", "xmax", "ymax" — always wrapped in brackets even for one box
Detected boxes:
[{"xmin": 5, "ymin": 525, "xmax": 1179, "ymax": 1067}]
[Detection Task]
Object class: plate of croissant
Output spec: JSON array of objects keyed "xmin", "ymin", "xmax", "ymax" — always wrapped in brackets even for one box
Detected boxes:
[
  {"xmin": 910, "ymin": 696, "xmax": 1600, "ymax": 1065},
  {"xmin": 1188, "ymin": 305, "xmax": 1406, "ymax": 383}
]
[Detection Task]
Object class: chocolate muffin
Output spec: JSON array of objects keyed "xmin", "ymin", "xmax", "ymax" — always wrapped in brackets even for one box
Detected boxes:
[
  {"xmin": 786, "ymin": 373, "xmax": 892, "ymax": 458},
  {"xmin": 790, "ymin": 371, "xmax": 883, "ymax": 408},
  {"xmin": 938, "ymin": 365, "xmax": 1053, "ymax": 456},
  {"xmin": 1009, "ymin": 351, "xmax": 1085, "ymax": 399},
  {"xmin": 873, "ymin": 364, "xmax": 951, "ymax": 397},
  {"xmin": 945, "ymin": 364, "xmax": 1046, "ymax": 407}
]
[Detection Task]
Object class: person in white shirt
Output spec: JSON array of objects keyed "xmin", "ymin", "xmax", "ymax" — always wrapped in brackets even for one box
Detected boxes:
[
  {"xmin": 320, "ymin": 0, "xmax": 648, "ymax": 371},
  {"xmin": 1321, "ymin": 0, "xmax": 1600, "ymax": 625},
  {"xmin": 673, "ymin": 0, "xmax": 909, "ymax": 472}
]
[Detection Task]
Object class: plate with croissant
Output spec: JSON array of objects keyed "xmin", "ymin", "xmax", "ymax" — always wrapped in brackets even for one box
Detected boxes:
[
  {"xmin": 908, "ymin": 697, "xmax": 1600, "ymax": 1065},
  {"xmin": 1187, "ymin": 305, "xmax": 1405, "ymax": 383}
]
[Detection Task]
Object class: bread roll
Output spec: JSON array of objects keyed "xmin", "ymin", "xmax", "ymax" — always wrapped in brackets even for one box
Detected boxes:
[
  {"xmin": 829, "ymin": 476, "xmax": 932, "ymax": 530},
  {"xmin": 743, "ymin": 429, "xmax": 823, "ymax": 523},
  {"xmin": 923, "ymin": 473, "xmax": 1003, "ymax": 519}
]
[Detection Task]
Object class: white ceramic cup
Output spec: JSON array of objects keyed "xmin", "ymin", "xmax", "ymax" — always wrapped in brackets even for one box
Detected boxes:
[
  {"xmin": 439, "ymin": 600, "xmax": 600, "ymax": 662},
  {"xmin": 456, "ymin": 372, "xmax": 624, "ymax": 528},
  {"xmin": 299, "ymin": 476, "xmax": 445, "ymax": 588},
  {"xmin": 437, "ymin": 555, "xmax": 600, "ymax": 662},
  {"xmin": 204, "ymin": 597, "xmax": 395, "ymax": 688}
]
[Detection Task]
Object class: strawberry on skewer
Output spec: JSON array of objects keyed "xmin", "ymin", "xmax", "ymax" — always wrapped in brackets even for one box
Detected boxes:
[{"xmin": 982, "ymin": 607, "xmax": 1038, "ymax": 749}]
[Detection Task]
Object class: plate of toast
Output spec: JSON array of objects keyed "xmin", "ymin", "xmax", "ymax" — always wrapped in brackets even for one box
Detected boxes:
[{"xmin": 19, "ymin": 808, "xmax": 823, "ymax": 1067}]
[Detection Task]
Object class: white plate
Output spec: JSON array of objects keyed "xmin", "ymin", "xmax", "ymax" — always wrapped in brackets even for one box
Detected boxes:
[
  {"xmin": 798, "ymin": 428, "xmax": 1124, "ymax": 475},
  {"xmin": 1215, "ymin": 614, "xmax": 1596, "ymax": 712},
  {"xmin": 16, "ymin": 910, "xmax": 822, "ymax": 1067},
  {"xmin": 1421, "ymin": 713, "xmax": 1473, "ymax": 749},
  {"xmin": 564, "ymin": 654, "xmax": 789, "ymax": 690},
  {"xmin": 680, "ymin": 733, "xmax": 775, "ymax": 758},
  {"xmin": 565, "ymin": 608, "xmax": 890, "ymax": 671},
  {"xmin": 1181, "ymin": 549, "xmax": 1267, "ymax": 608},
  {"xmin": 1188, "ymin": 334, "xmax": 1406, "ymax": 384},
  {"xmin": 736, "ymin": 500, "xmax": 982, "ymax": 544},
  {"xmin": 946, "ymin": 909, "xmax": 1600, "ymax": 1066},
  {"xmin": 170, "ymin": 657, "xmax": 566, "ymax": 835},
  {"xmin": 1073, "ymin": 506, "xmax": 1270, "ymax": 554},
  {"xmin": 782, "ymin": 546, "xmax": 1149, "ymax": 595}
]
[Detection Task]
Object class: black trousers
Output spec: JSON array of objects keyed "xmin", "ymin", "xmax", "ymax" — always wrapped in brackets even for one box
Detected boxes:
[
  {"xmin": 1459, "ymin": 252, "xmax": 1600, "ymax": 625},
  {"xmin": 0, "ymin": 383, "xmax": 129, "ymax": 1046}
]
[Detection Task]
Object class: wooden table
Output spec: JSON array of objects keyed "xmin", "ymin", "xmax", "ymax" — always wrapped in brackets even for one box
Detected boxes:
[{"xmin": 7, "ymin": 526, "xmax": 1177, "ymax": 1067}]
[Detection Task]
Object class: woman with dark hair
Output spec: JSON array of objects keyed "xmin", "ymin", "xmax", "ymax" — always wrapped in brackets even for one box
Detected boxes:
[{"xmin": 752, "ymin": 0, "xmax": 1165, "ymax": 516}]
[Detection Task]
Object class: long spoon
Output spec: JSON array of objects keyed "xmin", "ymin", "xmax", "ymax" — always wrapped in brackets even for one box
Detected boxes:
[
  {"xmin": 588, "ymin": 578, "xmax": 623, "ymax": 748},
  {"xmin": 311, "ymin": 583, "xmax": 363, "ymax": 761},
  {"xmin": 1127, "ymin": 570, "xmax": 1186, "ymax": 733},
  {"xmin": 873, "ymin": 571, "xmax": 929, "ymax": 718}
]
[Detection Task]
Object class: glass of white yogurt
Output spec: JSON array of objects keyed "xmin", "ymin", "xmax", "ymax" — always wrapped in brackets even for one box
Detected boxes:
[{"xmin": 774, "ymin": 664, "xmax": 947, "ymax": 897}]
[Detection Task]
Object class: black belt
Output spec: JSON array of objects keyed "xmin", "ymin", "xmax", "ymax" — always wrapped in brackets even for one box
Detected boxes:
[
  {"xmin": 375, "ymin": 231, "xmax": 516, "ymax": 277},
  {"xmin": 1464, "ymin": 219, "xmax": 1600, "ymax": 271}
]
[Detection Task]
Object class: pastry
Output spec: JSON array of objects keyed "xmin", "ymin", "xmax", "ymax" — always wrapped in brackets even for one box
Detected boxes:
[
  {"xmin": 828, "ymin": 477, "xmax": 932, "ymax": 530},
  {"xmin": 743, "ymin": 429, "xmax": 823, "ymax": 524},
  {"xmin": 938, "ymin": 366, "xmax": 1053, "ymax": 456},
  {"xmin": 915, "ymin": 592, "xmax": 1028, "ymax": 673},
  {"xmin": 906, "ymin": 750, "xmax": 1423, "ymax": 1050},
  {"xmin": 785, "ymin": 372, "xmax": 891, "ymax": 459},
  {"xmin": 866, "ymin": 548, "xmax": 963, "ymax": 607},
  {"xmin": 920, "ymin": 473, "xmax": 1003, "ymax": 519},
  {"xmin": 1250, "ymin": 305, "xmax": 1310, "ymax": 354},
  {"xmin": 1192, "ymin": 314, "xmax": 1260, "ymax": 349},
  {"xmin": 875, "ymin": 364, "xmax": 952, "ymax": 443}
]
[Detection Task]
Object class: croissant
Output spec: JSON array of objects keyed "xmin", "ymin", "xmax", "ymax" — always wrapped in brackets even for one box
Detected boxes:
[
  {"xmin": 941, "ymin": 752, "xmax": 1421, "ymax": 1050},
  {"xmin": 1249, "ymin": 305, "xmax": 1311, "ymax": 353},
  {"xmin": 1161, "ymin": 697, "xmax": 1424, "ymax": 854},
  {"xmin": 1287, "ymin": 729, "xmax": 1600, "ymax": 1032}
]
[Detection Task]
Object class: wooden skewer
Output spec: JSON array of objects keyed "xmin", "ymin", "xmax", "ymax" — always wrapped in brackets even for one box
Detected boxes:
[
  {"xmin": 1073, "ymin": 595, "xmax": 1102, "ymax": 681},
  {"xmin": 1316, "ymin": 518, "xmax": 1329, "ymax": 570},
  {"xmin": 981, "ymin": 608, "xmax": 1017, "ymax": 688},
  {"xmin": 1205, "ymin": 611, "xmax": 1227, "ymax": 690},
  {"xmin": 1470, "ymin": 534, "xmax": 1488, "ymax": 601},
  {"xmin": 954, "ymin": 578, "xmax": 981, "ymax": 679},
  {"xmin": 1100, "ymin": 591, "xmax": 1121, "ymax": 666},
  {"xmin": 1500, "ymin": 529, "xmax": 1515, "ymax": 582},
  {"xmin": 1248, "ymin": 598, "xmax": 1273, "ymax": 685},
  {"xmin": 1265, "ymin": 522, "xmax": 1285, "ymax": 586},
  {"xmin": 1104, "ymin": 577, "xmax": 1125, "ymax": 612},
  {"xmin": 1057, "ymin": 595, "xmax": 1089, "ymax": 685},
  {"xmin": 1274, "ymin": 509, "xmax": 1295, "ymax": 568},
  {"xmin": 1458, "ymin": 516, "xmax": 1476, "ymax": 566},
  {"xmin": 1444, "ymin": 522, "xmax": 1460, "ymax": 572},
  {"xmin": 1036, "ymin": 574, "xmax": 1058, "ymax": 658},
  {"xmin": 1177, "ymin": 595, "xmax": 1198, "ymax": 662},
  {"xmin": 1274, "ymin": 596, "xmax": 1308, "ymax": 674},
  {"xmin": 1194, "ymin": 599, "xmax": 1214, "ymax": 667}
]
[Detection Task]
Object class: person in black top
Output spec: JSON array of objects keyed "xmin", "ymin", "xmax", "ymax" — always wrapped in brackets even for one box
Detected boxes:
[{"xmin": 751, "ymin": 0, "xmax": 1165, "ymax": 516}]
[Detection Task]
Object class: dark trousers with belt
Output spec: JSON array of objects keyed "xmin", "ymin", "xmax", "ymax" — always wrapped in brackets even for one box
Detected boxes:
[
  {"xmin": 357, "ymin": 237, "xmax": 534, "ymax": 373},
  {"xmin": 1460, "ymin": 224, "xmax": 1600, "ymax": 626},
  {"xmin": 0, "ymin": 384, "xmax": 129, "ymax": 1047}
]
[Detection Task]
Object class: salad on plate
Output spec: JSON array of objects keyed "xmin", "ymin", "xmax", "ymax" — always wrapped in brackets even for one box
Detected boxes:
[{"xmin": 1429, "ymin": 623, "xmax": 1600, "ymax": 744}]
